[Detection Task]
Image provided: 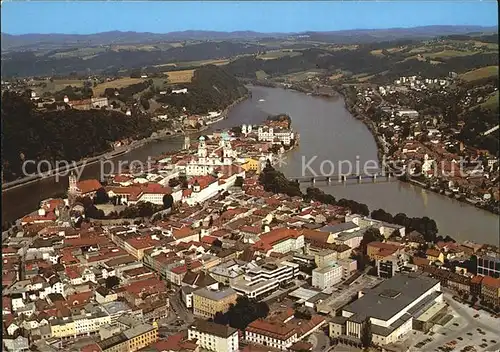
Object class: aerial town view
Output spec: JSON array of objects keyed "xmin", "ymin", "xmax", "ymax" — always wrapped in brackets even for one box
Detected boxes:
[{"xmin": 1, "ymin": 1, "xmax": 499, "ymax": 352}]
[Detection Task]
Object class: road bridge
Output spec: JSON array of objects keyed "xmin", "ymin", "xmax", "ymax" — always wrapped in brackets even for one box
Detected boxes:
[{"xmin": 287, "ymin": 171, "xmax": 397, "ymax": 185}]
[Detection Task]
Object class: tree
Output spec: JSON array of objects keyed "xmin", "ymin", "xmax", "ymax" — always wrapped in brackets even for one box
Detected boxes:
[
  {"xmin": 94, "ymin": 187, "xmax": 110, "ymax": 204},
  {"xmin": 360, "ymin": 227, "xmax": 383, "ymax": 255},
  {"xmin": 105, "ymin": 276, "xmax": 120, "ymax": 289},
  {"xmin": 360, "ymin": 317, "xmax": 372, "ymax": 349},
  {"xmin": 162, "ymin": 194, "xmax": 174, "ymax": 209},
  {"xmin": 213, "ymin": 296, "xmax": 269, "ymax": 330},
  {"xmin": 140, "ymin": 97, "xmax": 150, "ymax": 110},
  {"xmin": 294, "ymin": 309, "xmax": 312, "ymax": 320},
  {"xmin": 213, "ymin": 311, "xmax": 229, "ymax": 325},
  {"xmin": 130, "ymin": 70, "xmax": 142, "ymax": 78},
  {"xmin": 168, "ymin": 178, "xmax": 181, "ymax": 188},
  {"xmin": 211, "ymin": 239, "xmax": 223, "ymax": 250},
  {"xmin": 234, "ymin": 176, "xmax": 244, "ymax": 187}
]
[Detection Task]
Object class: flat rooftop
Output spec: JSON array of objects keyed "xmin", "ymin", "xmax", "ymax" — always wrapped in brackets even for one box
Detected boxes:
[
  {"xmin": 313, "ymin": 264, "xmax": 339, "ymax": 274},
  {"xmin": 343, "ymin": 273, "xmax": 440, "ymax": 322},
  {"xmin": 193, "ymin": 287, "xmax": 236, "ymax": 301}
]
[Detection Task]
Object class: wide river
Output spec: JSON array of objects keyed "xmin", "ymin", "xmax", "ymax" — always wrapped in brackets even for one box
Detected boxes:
[{"xmin": 3, "ymin": 86, "xmax": 499, "ymax": 245}]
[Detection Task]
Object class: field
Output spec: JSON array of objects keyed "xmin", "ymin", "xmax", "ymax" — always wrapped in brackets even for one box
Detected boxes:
[
  {"xmin": 155, "ymin": 59, "xmax": 229, "ymax": 69},
  {"xmin": 48, "ymin": 47, "xmax": 107, "ymax": 59},
  {"xmin": 480, "ymin": 91, "xmax": 499, "ymax": 110},
  {"xmin": 370, "ymin": 47, "xmax": 405, "ymax": 56},
  {"xmin": 257, "ymin": 50, "xmax": 302, "ymax": 60},
  {"xmin": 32, "ymin": 79, "xmax": 84, "ymax": 94},
  {"xmin": 177, "ymin": 59, "xmax": 229, "ymax": 67},
  {"xmin": 329, "ymin": 73, "xmax": 344, "ymax": 81},
  {"xmin": 283, "ymin": 69, "xmax": 325, "ymax": 82},
  {"xmin": 423, "ymin": 50, "xmax": 478, "ymax": 59},
  {"xmin": 93, "ymin": 78, "xmax": 146, "ymax": 96},
  {"xmin": 165, "ymin": 69, "xmax": 195, "ymax": 83},
  {"xmin": 255, "ymin": 70, "xmax": 269, "ymax": 80},
  {"xmin": 459, "ymin": 66, "xmax": 498, "ymax": 82},
  {"xmin": 370, "ymin": 49, "xmax": 384, "ymax": 56},
  {"xmin": 357, "ymin": 74, "xmax": 375, "ymax": 82}
]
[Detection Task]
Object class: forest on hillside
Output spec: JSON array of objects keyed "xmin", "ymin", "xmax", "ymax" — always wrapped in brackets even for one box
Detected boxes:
[
  {"xmin": 2, "ymin": 66, "xmax": 248, "ymax": 181},
  {"xmin": 225, "ymin": 47, "xmax": 498, "ymax": 84},
  {"xmin": 1, "ymin": 91, "xmax": 163, "ymax": 181},
  {"xmin": 156, "ymin": 65, "xmax": 248, "ymax": 114}
]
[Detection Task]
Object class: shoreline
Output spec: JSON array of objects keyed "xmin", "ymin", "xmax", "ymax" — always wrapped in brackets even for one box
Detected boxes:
[
  {"xmin": 248, "ymin": 80, "xmax": 498, "ymax": 216},
  {"xmin": 2, "ymin": 93, "xmax": 251, "ymax": 194},
  {"xmin": 336, "ymin": 87, "xmax": 500, "ymax": 216}
]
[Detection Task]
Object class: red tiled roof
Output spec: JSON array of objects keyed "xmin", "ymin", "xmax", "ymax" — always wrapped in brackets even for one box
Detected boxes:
[
  {"xmin": 123, "ymin": 277, "xmax": 166, "ymax": 295},
  {"xmin": 113, "ymin": 175, "xmax": 133, "ymax": 183},
  {"xmin": 240, "ymin": 226, "xmax": 262, "ymax": 235},
  {"xmin": 190, "ymin": 175, "xmax": 217, "ymax": 190},
  {"xmin": 246, "ymin": 319, "xmax": 296, "ymax": 340},
  {"xmin": 201, "ymin": 236, "xmax": 217, "ymax": 245},
  {"xmin": 65, "ymin": 266, "xmax": 82, "ymax": 279},
  {"xmin": 80, "ymin": 343, "xmax": 102, "ymax": 352},
  {"xmin": 77, "ymin": 179, "xmax": 102, "ymax": 194},
  {"xmin": 303, "ymin": 229, "xmax": 330, "ymax": 243},
  {"xmin": 125, "ymin": 236, "xmax": 158, "ymax": 250},
  {"xmin": 471, "ymin": 275, "xmax": 484, "ymax": 284},
  {"xmin": 173, "ymin": 227, "xmax": 195, "ymax": 240},
  {"xmin": 67, "ymin": 291, "xmax": 93, "ymax": 306},
  {"xmin": 255, "ymin": 228, "xmax": 301, "ymax": 250},
  {"xmin": 482, "ymin": 276, "xmax": 500, "ymax": 289},
  {"xmin": 426, "ymin": 248, "xmax": 442, "ymax": 258},
  {"xmin": 21, "ymin": 212, "xmax": 57, "ymax": 224}
]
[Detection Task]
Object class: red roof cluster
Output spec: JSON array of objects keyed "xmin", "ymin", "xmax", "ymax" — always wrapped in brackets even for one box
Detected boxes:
[{"xmin": 76, "ymin": 179, "xmax": 103, "ymax": 194}]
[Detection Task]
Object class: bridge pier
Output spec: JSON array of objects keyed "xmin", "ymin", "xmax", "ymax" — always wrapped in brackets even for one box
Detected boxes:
[
  {"xmin": 311, "ymin": 177, "xmax": 316, "ymax": 184},
  {"xmin": 326, "ymin": 177, "xmax": 331, "ymax": 184},
  {"xmin": 372, "ymin": 173, "xmax": 377, "ymax": 182},
  {"xmin": 358, "ymin": 175, "xmax": 362, "ymax": 182},
  {"xmin": 341, "ymin": 175, "xmax": 347, "ymax": 183}
]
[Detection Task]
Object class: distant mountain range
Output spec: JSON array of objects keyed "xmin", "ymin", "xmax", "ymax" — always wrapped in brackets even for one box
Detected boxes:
[{"xmin": 2, "ymin": 25, "xmax": 498, "ymax": 51}]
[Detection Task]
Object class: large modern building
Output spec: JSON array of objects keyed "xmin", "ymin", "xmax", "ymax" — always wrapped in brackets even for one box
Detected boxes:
[
  {"xmin": 188, "ymin": 320, "xmax": 239, "ymax": 352},
  {"xmin": 312, "ymin": 263, "xmax": 343, "ymax": 290},
  {"xmin": 477, "ymin": 253, "xmax": 500, "ymax": 278},
  {"xmin": 329, "ymin": 274, "xmax": 442, "ymax": 346},
  {"xmin": 231, "ymin": 261, "xmax": 299, "ymax": 300},
  {"xmin": 192, "ymin": 287, "xmax": 238, "ymax": 319}
]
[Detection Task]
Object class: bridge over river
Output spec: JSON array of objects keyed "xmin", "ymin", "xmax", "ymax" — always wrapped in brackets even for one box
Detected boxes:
[{"xmin": 288, "ymin": 171, "xmax": 397, "ymax": 185}]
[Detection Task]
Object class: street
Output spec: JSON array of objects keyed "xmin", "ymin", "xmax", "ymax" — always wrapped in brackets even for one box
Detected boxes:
[
  {"xmin": 158, "ymin": 288, "xmax": 195, "ymax": 337},
  {"xmin": 309, "ymin": 331, "xmax": 331, "ymax": 352}
]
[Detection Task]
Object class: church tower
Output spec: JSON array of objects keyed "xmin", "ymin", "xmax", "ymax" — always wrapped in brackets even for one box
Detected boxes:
[
  {"xmin": 221, "ymin": 132, "xmax": 233, "ymax": 163},
  {"xmin": 198, "ymin": 136, "xmax": 207, "ymax": 161},
  {"xmin": 183, "ymin": 135, "xmax": 190, "ymax": 150},
  {"xmin": 68, "ymin": 172, "xmax": 78, "ymax": 205}
]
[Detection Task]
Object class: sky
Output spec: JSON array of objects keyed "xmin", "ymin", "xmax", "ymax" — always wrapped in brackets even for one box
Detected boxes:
[{"xmin": 2, "ymin": 1, "xmax": 498, "ymax": 35}]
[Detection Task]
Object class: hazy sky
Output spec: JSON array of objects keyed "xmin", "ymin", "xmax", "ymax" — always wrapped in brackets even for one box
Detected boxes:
[{"xmin": 2, "ymin": 1, "xmax": 498, "ymax": 35}]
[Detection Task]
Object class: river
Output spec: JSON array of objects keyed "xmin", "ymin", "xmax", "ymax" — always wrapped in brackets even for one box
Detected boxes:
[{"xmin": 3, "ymin": 86, "xmax": 499, "ymax": 245}]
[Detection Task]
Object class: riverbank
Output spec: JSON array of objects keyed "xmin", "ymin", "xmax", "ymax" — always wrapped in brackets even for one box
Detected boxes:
[
  {"xmin": 2, "ymin": 94, "xmax": 251, "ymax": 194},
  {"xmin": 243, "ymin": 79, "xmax": 337, "ymax": 98},
  {"xmin": 336, "ymin": 86, "xmax": 500, "ymax": 216}
]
